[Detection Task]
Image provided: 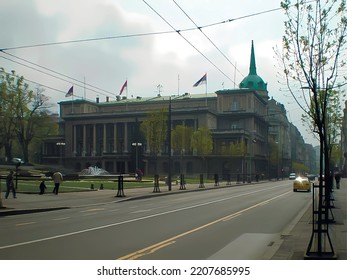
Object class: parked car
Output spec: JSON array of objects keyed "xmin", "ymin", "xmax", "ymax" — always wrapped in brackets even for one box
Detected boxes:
[
  {"xmin": 11, "ymin": 158, "xmax": 24, "ymax": 164},
  {"xmin": 289, "ymin": 173, "xmax": 296, "ymax": 180},
  {"xmin": 293, "ymin": 176, "xmax": 311, "ymax": 192}
]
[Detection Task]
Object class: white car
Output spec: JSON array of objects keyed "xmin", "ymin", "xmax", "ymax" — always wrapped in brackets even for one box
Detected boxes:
[
  {"xmin": 289, "ymin": 173, "xmax": 296, "ymax": 180},
  {"xmin": 11, "ymin": 158, "xmax": 24, "ymax": 164}
]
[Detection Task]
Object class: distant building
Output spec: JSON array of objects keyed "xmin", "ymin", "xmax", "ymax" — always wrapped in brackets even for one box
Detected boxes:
[{"xmin": 42, "ymin": 41, "xmax": 315, "ymax": 179}]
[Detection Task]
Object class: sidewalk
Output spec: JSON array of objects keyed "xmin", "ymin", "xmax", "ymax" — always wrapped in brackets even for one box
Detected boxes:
[
  {"xmin": 1, "ymin": 179, "xmax": 346, "ymax": 260},
  {"xmin": 271, "ymin": 178, "xmax": 346, "ymax": 260}
]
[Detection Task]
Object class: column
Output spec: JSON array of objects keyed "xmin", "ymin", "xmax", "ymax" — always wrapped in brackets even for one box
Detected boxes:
[
  {"xmin": 73, "ymin": 125, "xmax": 77, "ymax": 156},
  {"xmin": 113, "ymin": 123, "xmax": 117, "ymax": 153},
  {"xmin": 124, "ymin": 122, "xmax": 128, "ymax": 153},
  {"xmin": 82, "ymin": 125, "xmax": 86, "ymax": 157},
  {"xmin": 93, "ymin": 124, "xmax": 96, "ymax": 156},
  {"xmin": 103, "ymin": 124, "xmax": 107, "ymax": 154}
]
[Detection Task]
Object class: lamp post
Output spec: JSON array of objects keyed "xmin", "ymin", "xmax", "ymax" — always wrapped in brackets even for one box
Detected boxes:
[
  {"xmin": 168, "ymin": 97, "xmax": 172, "ymax": 191},
  {"xmin": 132, "ymin": 142, "xmax": 142, "ymax": 170},
  {"xmin": 56, "ymin": 142, "xmax": 66, "ymax": 167}
]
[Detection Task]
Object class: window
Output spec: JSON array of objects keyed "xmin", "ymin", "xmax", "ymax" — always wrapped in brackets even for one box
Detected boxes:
[{"xmin": 232, "ymin": 100, "xmax": 239, "ymax": 111}]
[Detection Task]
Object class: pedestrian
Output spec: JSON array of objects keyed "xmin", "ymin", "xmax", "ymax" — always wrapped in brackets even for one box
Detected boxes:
[
  {"xmin": 335, "ymin": 172, "xmax": 341, "ymax": 189},
  {"xmin": 52, "ymin": 171, "xmax": 63, "ymax": 195},
  {"xmin": 39, "ymin": 180, "xmax": 47, "ymax": 195},
  {"xmin": 5, "ymin": 170, "xmax": 16, "ymax": 199}
]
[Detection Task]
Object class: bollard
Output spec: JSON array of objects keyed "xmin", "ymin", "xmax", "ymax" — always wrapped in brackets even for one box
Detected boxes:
[
  {"xmin": 226, "ymin": 174, "xmax": 231, "ymax": 185},
  {"xmin": 199, "ymin": 174, "xmax": 205, "ymax": 188},
  {"xmin": 116, "ymin": 175, "xmax": 125, "ymax": 197},
  {"xmin": 214, "ymin": 173, "xmax": 219, "ymax": 186},
  {"xmin": 153, "ymin": 174, "xmax": 160, "ymax": 193},
  {"xmin": 179, "ymin": 174, "xmax": 186, "ymax": 190}
]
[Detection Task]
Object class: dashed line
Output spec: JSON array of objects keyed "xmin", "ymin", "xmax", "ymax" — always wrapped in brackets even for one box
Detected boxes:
[
  {"xmin": 16, "ymin": 222, "xmax": 36, "ymax": 226},
  {"xmin": 80, "ymin": 208, "xmax": 105, "ymax": 213},
  {"xmin": 52, "ymin": 217, "xmax": 70, "ymax": 221}
]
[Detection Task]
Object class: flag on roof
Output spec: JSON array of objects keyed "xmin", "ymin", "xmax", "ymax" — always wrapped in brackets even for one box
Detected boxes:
[
  {"xmin": 119, "ymin": 80, "xmax": 127, "ymax": 95},
  {"xmin": 65, "ymin": 86, "xmax": 73, "ymax": 97},
  {"xmin": 193, "ymin": 73, "xmax": 207, "ymax": 87}
]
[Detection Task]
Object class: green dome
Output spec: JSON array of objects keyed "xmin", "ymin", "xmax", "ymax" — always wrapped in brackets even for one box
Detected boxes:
[
  {"xmin": 239, "ymin": 40, "xmax": 268, "ymax": 91},
  {"xmin": 240, "ymin": 74, "xmax": 267, "ymax": 91}
]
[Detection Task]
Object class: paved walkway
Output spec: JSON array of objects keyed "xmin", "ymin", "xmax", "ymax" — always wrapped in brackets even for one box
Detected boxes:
[{"xmin": 1, "ymin": 179, "xmax": 346, "ymax": 260}]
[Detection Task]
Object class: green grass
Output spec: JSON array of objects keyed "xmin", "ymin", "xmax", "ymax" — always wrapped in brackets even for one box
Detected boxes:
[
  {"xmin": 0, "ymin": 178, "xmax": 163, "ymax": 193},
  {"xmin": 0, "ymin": 176, "xmax": 215, "ymax": 193}
]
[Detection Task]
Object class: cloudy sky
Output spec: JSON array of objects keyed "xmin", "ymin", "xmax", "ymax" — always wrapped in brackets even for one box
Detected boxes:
[{"xmin": 0, "ymin": 0, "xmax": 319, "ymax": 145}]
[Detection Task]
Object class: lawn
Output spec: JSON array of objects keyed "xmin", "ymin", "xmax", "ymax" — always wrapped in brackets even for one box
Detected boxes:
[{"xmin": 0, "ymin": 176, "xmax": 215, "ymax": 193}]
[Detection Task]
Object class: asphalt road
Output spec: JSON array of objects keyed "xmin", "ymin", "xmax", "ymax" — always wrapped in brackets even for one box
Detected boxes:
[{"xmin": 0, "ymin": 180, "xmax": 311, "ymax": 260}]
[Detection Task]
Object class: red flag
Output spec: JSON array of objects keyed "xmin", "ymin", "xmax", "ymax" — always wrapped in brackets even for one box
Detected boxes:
[
  {"xmin": 65, "ymin": 86, "xmax": 73, "ymax": 97},
  {"xmin": 119, "ymin": 80, "xmax": 127, "ymax": 95}
]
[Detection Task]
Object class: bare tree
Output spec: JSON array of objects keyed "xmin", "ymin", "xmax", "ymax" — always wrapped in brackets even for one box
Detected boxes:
[{"xmin": 277, "ymin": 0, "xmax": 346, "ymax": 258}]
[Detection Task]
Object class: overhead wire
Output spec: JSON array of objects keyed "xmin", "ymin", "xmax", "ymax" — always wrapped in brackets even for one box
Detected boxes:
[
  {"xmin": 0, "ymin": 2, "xmax": 298, "ymax": 98},
  {"xmin": 142, "ymin": 0, "xmax": 235, "ymax": 84},
  {"xmin": 172, "ymin": 0, "xmax": 244, "ymax": 85},
  {"xmin": 0, "ymin": 51, "xmax": 114, "ymax": 97}
]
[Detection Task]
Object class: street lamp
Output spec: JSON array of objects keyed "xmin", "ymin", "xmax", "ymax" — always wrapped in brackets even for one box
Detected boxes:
[
  {"xmin": 56, "ymin": 142, "xmax": 66, "ymax": 166},
  {"xmin": 132, "ymin": 142, "xmax": 142, "ymax": 170}
]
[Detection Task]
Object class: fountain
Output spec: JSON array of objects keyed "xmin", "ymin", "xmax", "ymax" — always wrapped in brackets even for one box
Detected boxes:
[{"xmin": 79, "ymin": 166, "xmax": 110, "ymax": 176}]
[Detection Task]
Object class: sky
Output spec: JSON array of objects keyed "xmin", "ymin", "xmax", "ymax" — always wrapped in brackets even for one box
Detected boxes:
[{"xmin": 0, "ymin": 0, "xmax": 321, "ymax": 146}]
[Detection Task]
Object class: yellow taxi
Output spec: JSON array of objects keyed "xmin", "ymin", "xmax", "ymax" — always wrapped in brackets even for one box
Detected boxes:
[{"xmin": 293, "ymin": 176, "xmax": 311, "ymax": 192}]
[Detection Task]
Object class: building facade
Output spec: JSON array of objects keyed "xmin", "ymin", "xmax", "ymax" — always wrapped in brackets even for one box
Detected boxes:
[{"xmin": 42, "ymin": 41, "xmax": 314, "ymax": 179}]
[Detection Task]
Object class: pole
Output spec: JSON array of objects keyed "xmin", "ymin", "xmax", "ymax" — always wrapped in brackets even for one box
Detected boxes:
[{"xmin": 168, "ymin": 97, "xmax": 172, "ymax": 191}]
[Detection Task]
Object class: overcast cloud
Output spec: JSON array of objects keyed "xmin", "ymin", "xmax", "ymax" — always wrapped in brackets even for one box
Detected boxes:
[{"xmin": 0, "ymin": 0, "xmax": 319, "ymax": 145}]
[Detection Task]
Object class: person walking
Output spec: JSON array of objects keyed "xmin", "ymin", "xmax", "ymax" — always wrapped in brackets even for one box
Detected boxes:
[
  {"xmin": 335, "ymin": 172, "xmax": 341, "ymax": 189},
  {"xmin": 52, "ymin": 171, "xmax": 63, "ymax": 195},
  {"xmin": 5, "ymin": 170, "xmax": 16, "ymax": 199},
  {"xmin": 39, "ymin": 180, "xmax": 47, "ymax": 195}
]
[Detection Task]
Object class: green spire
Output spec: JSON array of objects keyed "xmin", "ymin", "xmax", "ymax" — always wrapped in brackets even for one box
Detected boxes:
[
  {"xmin": 249, "ymin": 40, "xmax": 257, "ymax": 75},
  {"xmin": 239, "ymin": 40, "xmax": 268, "ymax": 92}
]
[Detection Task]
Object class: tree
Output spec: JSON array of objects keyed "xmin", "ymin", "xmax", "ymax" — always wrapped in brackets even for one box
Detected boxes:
[
  {"xmin": 277, "ymin": 0, "xmax": 346, "ymax": 258},
  {"xmin": 171, "ymin": 125, "xmax": 193, "ymax": 155},
  {"xmin": 0, "ymin": 68, "xmax": 52, "ymax": 163},
  {"xmin": 140, "ymin": 108, "xmax": 168, "ymax": 172},
  {"xmin": 191, "ymin": 127, "xmax": 213, "ymax": 174},
  {"xmin": 277, "ymin": 0, "xmax": 346, "ymax": 178}
]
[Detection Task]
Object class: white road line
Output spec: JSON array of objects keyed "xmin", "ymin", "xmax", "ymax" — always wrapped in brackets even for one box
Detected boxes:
[
  {"xmin": 15, "ymin": 222, "xmax": 36, "ymax": 226},
  {"xmin": 52, "ymin": 217, "xmax": 70, "ymax": 221},
  {"xmin": 0, "ymin": 186, "xmax": 289, "ymax": 250}
]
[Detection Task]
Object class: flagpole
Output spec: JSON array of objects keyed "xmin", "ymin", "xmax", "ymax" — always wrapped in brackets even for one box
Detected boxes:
[
  {"xmin": 126, "ymin": 77, "xmax": 128, "ymax": 99},
  {"xmin": 84, "ymin": 76, "xmax": 86, "ymax": 99},
  {"xmin": 72, "ymin": 87, "xmax": 74, "ymax": 113},
  {"xmin": 205, "ymin": 72, "xmax": 207, "ymax": 107},
  {"xmin": 178, "ymin": 74, "xmax": 180, "ymax": 96}
]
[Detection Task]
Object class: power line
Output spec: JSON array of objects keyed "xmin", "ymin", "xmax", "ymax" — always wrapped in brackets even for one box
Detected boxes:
[
  {"xmin": 172, "ymin": 0, "xmax": 244, "ymax": 86},
  {"xmin": 0, "ymin": 4, "xmax": 288, "ymax": 51},
  {"xmin": 142, "ymin": 0, "xmax": 234, "ymax": 84},
  {"xmin": 0, "ymin": 51, "xmax": 115, "ymax": 97}
]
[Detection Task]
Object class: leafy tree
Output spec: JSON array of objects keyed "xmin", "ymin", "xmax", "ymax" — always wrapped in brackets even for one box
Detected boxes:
[
  {"xmin": 229, "ymin": 140, "xmax": 247, "ymax": 157},
  {"xmin": 191, "ymin": 127, "xmax": 213, "ymax": 156},
  {"xmin": 277, "ymin": 0, "xmax": 346, "ymax": 255},
  {"xmin": 140, "ymin": 107, "xmax": 168, "ymax": 157},
  {"xmin": 191, "ymin": 127, "xmax": 213, "ymax": 174},
  {"xmin": 277, "ymin": 0, "xmax": 346, "ymax": 181},
  {"xmin": 171, "ymin": 125, "xmax": 193, "ymax": 155},
  {"xmin": 0, "ymin": 68, "xmax": 52, "ymax": 163}
]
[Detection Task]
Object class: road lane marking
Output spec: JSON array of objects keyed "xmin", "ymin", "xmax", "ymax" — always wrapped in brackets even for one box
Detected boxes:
[
  {"xmin": 131, "ymin": 209, "xmax": 153, "ymax": 214},
  {"xmin": 80, "ymin": 208, "xmax": 105, "ymax": 213},
  {"xmin": 52, "ymin": 217, "xmax": 70, "ymax": 221},
  {"xmin": 16, "ymin": 222, "xmax": 36, "ymax": 226},
  {"xmin": 0, "ymin": 188, "xmax": 290, "ymax": 251},
  {"xmin": 125, "ymin": 241, "xmax": 176, "ymax": 260},
  {"xmin": 118, "ymin": 191, "xmax": 291, "ymax": 260}
]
